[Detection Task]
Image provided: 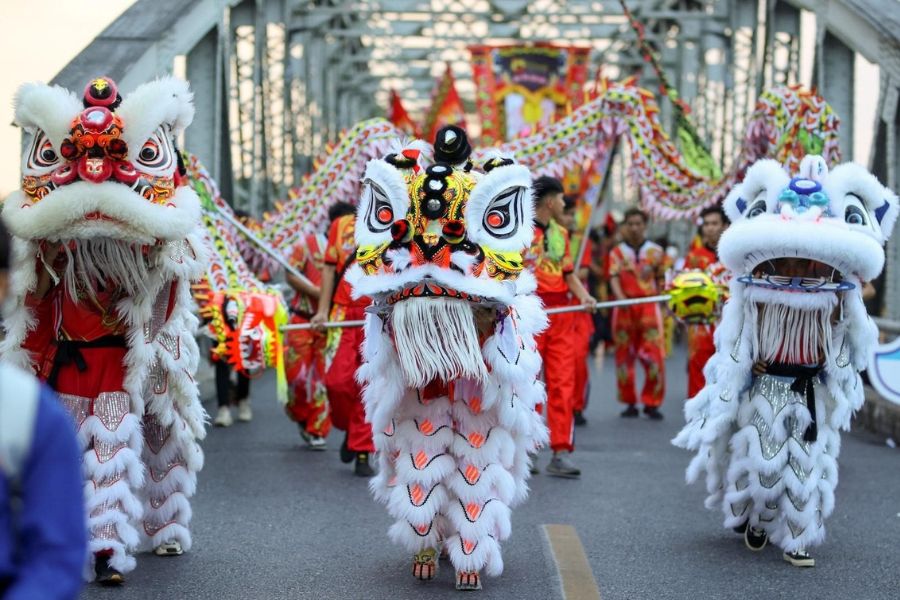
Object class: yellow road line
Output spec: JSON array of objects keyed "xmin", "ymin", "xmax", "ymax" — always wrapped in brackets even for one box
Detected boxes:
[{"xmin": 543, "ymin": 524, "xmax": 602, "ymax": 600}]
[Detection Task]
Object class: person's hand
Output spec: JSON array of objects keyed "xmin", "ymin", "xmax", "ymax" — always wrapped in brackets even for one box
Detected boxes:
[
  {"xmin": 580, "ymin": 294, "xmax": 597, "ymax": 313},
  {"xmin": 752, "ymin": 360, "xmax": 767, "ymax": 376},
  {"xmin": 310, "ymin": 311, "xmax": 328, "ymax": 332}
]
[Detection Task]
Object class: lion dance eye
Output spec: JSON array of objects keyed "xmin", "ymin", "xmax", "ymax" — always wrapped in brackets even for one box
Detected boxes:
[
  {"xmin": 140, "ymin": 141, "xmax": 160, "ymax": 162},
  {"xmin": 377, "ymin": 206, "xmax": 393, "ymax": 224},
  {"xmin": 40, "ymin": 145, "xmax": 57, "ymax": 163},
  {"xmin": 486, "ymin": 211, "xmax": 505, "ymax": 228}
]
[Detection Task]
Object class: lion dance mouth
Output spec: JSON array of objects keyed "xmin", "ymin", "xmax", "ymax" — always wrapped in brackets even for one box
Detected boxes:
[{"xmin": 389, "ymin": 295, "xmax": 489, "ymax": 388}]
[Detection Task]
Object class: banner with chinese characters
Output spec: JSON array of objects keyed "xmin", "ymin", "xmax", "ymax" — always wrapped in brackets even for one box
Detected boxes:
[{"xmin": 469, "ymin": 44, "xmax": 590, "ymax": 145}]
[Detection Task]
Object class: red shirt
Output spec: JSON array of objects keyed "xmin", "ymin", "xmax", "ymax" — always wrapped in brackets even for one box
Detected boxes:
[
  {"xmin": 289, "ymin": 233, "xmax": 325, "ymax": 316},
  {"xmin": 682, "ymin": 243, "xmax": 717, "ymax": 271},
  {"xmin": 608, "ymin": 240, "xmax": 668, "ymax": 298},
  {"xmin": 324, "ymin": 215, "xmax": 370, "ymax": 308},
  {"xmin": 524, "ymin": 220, "xmax": 574, "ymax": 306}
]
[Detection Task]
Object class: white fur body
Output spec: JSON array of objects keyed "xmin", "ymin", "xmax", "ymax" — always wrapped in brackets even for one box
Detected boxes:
[
  {"xmin": 360, "ymin": 293, "xmax": 547, "ymax": 577},
  {"xmin": 0, "ymin": 235, "xmax": 207, "ymax": 578},
  {"xmin": 674, "ymin": 155, "xmax": 895, "ymax": 553}
]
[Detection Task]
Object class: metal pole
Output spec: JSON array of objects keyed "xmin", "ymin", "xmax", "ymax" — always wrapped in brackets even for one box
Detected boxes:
[
  {"xmin": 281, "ymin": 295, "xmax": 671, "ymax": 331},
  {"xmin": 211, "ymin": 201, "xmax": 316, "ymax": 289}
]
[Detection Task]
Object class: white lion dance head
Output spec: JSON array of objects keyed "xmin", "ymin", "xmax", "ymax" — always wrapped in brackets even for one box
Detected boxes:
[
  {"xmin": 675, "ymin": 154, "xmax": 898, "ymax": 556},
  {"xmin": 349, "ymin": 126, "xmax": 548, "ymax": 589},
  {"xmin": 719, "ymin": 155, "xmax": 898, "ymax": 370}
]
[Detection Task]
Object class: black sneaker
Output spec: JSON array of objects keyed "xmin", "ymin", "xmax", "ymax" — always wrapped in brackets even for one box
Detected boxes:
[
  {"xmin": 94, "ymin": 556, "xmax": 124, "ymax": 586},
  {"xmin": 744, "ymin": 526, "xmax": 768, "ymax": 551},
  {"xmin": 783, "ymin": 549, "xmax": 815, "ymax": 567},
  {"xmin": 620, "ymin": 405, "xmax": 639, "ymax": 418},
  {"xmin": 733, "ymin": 520, "xmax": 748, "ymax": 535},
  {"xmin": 573, "ymin": 411, "xmax": 587, "ymax": 426},
  {"xmin": 339, "ymin": 434, "xmax": 354, "ymax": 464},
  {"xmin": 644, "ymin": 407, "xmax": 664, "ymax": 420},
  {"xmin": 354, "ymin": 452, "xmax": 375, "ymax": 477},
  {"xmin": 545, "ymin": 453, "xmax": 581, "ymax": 479}
]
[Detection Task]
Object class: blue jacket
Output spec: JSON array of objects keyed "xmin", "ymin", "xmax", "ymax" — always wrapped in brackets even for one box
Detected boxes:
[{"xmin": 0, "ymin": 384, "xmax": 86, "ymax": 600}]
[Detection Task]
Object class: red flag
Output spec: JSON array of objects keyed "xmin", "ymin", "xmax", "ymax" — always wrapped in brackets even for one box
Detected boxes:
[
  {"xmin": 387, "ymin": 89, "xmax": 421, "ymax": 138},
  {"xmin": 422, "ymin": 64, "xmax": 467, "ymax": 143}
]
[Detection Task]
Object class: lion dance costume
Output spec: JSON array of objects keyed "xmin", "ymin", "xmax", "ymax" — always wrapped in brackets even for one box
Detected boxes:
[
  {"xmin": 349, "ymin": 126, "xmax": 548, "ymax": 590},
  {"xmin": 0, "ymin": 77, "xmax": 206, "ymax": 580},
  {"xmin": 674, "ymin": 155, "xmax": 898, "ymax": 565}
]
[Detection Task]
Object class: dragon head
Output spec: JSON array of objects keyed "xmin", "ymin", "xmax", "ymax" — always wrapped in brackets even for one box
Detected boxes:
[
  {"xmin": 349, "ymin": 126, "xmax": 535, "ymax": 386},
  {"xmin": 4, "ymin": 76, "xmax": 198, "ymax": 244},
  {"xmin": 719, "ymin": 155, "xmax": 898, "ymax": 364}
]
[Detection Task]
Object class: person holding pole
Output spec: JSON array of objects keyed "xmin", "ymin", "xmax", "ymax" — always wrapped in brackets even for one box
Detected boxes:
[
  {"xmin": 561, "ymin": 196, "xmax": 595, "ymax": 427},
  {"xmin": 609, "ymin": 207, "xmax": 669, "ymax": 420},
  {"xmin": 311, "ymin": 202, "xmax": 376, "ymax": 476},
  {"xmin": 524, "ymin": 177, "xmax": 596, "ymax": 478},
  {"xmin": 681, "ymin": 205, "xmax": 729, "ymax": 398}
]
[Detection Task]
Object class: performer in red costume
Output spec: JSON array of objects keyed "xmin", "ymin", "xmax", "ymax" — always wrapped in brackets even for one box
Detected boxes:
[
  {"xmin": 1, "ymin": 77, "xmax": 206, "ymax": 585},
  {"xmin": 525, "ymin": 177, "xmax": 596, "ymax": 478},
  {"xmin": 284, "ymin": 231, "xmax": 330, "ymax": 449},
  {"xmin": 609, "ymin": 208, "xmax": 669, "ymax": 419},
  {"xmin": 560, "ymin": 196, "xmax": 594, "ymax": 426},
  {"xmin": 681, "ymin": 205, "xmax": 729, "ymax": 398},
  {"xmin": 311, "ymin": 202, "xmax": 376, "ymax": 476}
]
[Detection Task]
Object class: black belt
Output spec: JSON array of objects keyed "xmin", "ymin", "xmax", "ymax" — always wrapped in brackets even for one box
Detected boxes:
[
  {"xmin": 765, "ymin": 362, "xmax": 822, "ymax": 442},
  {"xmin": 48, "ymin": 335, "xmax": 128, "ymax": 389}
]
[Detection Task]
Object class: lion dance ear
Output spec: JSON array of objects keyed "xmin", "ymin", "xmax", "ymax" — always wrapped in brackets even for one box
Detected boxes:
[
  {"xmin": 824, "ymin": 162, "xmax": 900, "ymax": 243},
  {"xmin": 723, "ymin": 158, "xmax": 790, "ymax": 222},
  {"xmin": 877, "ymin": 191, "xmax": 900, "ymax": 242}
]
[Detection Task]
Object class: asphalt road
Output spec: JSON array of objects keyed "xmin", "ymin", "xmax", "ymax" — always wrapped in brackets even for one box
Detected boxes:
[{"xmin": 82, "ymin": 344, "xmax": 899, "ymax": 600}]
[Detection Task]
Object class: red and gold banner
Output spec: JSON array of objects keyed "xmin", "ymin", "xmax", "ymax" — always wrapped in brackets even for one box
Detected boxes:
[
  {"xmin": 421, "ymin": 64, "xmax": 467, "ymax": 143},
  {"xmin": 469, "ymin": 44, "xmax": 590, "ymax": 145},
  {"xmin": 387, "ymin": 89, "xmax": 421, "ymax": 138}
]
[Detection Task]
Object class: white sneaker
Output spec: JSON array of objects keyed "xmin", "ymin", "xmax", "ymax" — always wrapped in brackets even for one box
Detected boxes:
[
  {"xmin": 154, "ymin": 540, "xmax": 183, "ymax": 556},
  {"xmin": 307, "ymin": 435, "xmax": 327, "ymax": 451},
  {"xmin": 783, "ymin": 549, "xmax": 815, "ymax": 567},
  {"xmin": 236, "ymin": 400, "xmax": 252, "ymax": 422},
  {"xmin": 214, "ymin": 406, "xmax": 233, "ymax": 427}
]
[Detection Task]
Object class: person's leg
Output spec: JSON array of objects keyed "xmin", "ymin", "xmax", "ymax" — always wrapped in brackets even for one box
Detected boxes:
[
  {"xmin": 235, "ymin": 372, "xmax": 252, "ymax": 422},
  {"xmin": 544, "ymin": 312, "xmax": 577, "ymax": 453},
  {"xmin": 612, "ymin": 307, "xmax": 638, "ymax": 411},
  {"xmin": 141, "ymin": 408, "xmax": 201, "ymax": 557},
  {"xmin": 214, "ymin": 360, "xmax": 231, "ymax": 408},
  {"xmin": 346, "ymin": 321, "xmax": 375, "ymax": 456},
  {"xmin": 325, "ymin": 305, "xmax": 375, "ymax": 472},
  {"xmin": 445, "ymin": 383, "xmax": 509, "ymax": 589},
  {"xmin": 638, "ymin": 305, "xmax": 666, "ymax": 412},
  {"xmin": 54, "ymin": 351, "xmax": 142, "ymax": 583},
  {"xmin": 571, "ymin": 312, "xmax": 592, "ymax": 417},
  {"xmin": 687, "ymin": 324, "xmax": 716, "ymax": 399}
]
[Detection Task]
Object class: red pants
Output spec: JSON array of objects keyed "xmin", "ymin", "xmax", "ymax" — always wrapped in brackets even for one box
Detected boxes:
[
  {"xmin": 612, "ymin": 303, "xmax": 665, "ymax": 407},
  {"xmin": 572, "ymin": 311, "xmax": 594, "ymax": 413},
  {"xmin": 686, "ymin": 324, "xmax": 716, "ymax": 399},
  {"xmin": 284, "ymin": 318, "xmax": 331, "ymax": 438},
  {"xmin": 324, "ymin": 304, "xmax": 375, "ymax": 453},
  {"xmin": 536, "ymin": 310, "xmax": 578, "ymax": 452}
]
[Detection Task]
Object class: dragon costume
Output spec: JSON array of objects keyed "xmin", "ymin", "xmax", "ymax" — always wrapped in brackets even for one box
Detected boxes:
[
  {"xmin": 0, "ymin": 77, "xmax": 206, "ymax": 580},
  {"xmin": 673, "ymin": 155, "xmax": 898, "ymax": 565},
  {"xmin": 349, "ymin": 127, "xmax": 548, "ymax": 590}
]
